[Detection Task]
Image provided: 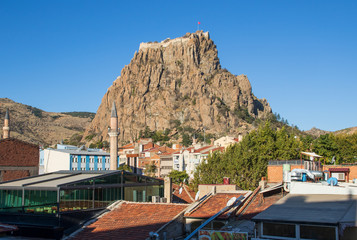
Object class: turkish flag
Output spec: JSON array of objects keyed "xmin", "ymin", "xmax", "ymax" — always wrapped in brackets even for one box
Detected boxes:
[{"xmin": 198, "ymin": 22, "xmax": 201, "ymax": 24}]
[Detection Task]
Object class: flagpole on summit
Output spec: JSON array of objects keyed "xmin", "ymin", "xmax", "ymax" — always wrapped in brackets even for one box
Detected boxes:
[{"xmin": 198, "ymin": 21, "xmax": 201, "ymax": 31}]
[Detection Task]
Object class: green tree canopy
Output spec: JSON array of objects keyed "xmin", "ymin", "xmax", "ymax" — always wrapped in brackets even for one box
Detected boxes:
[
  {"xmin": 193, "ymin": 121, "xmax": 302, "ymax": 190},
  {"xmin": 168, "ymin": 170, "xmax": 189, "ymax": 184}
]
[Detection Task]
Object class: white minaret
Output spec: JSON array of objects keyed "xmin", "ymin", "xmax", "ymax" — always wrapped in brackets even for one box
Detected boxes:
[
  {"xmin": 109, "ymin": 102, "xmax": 119, "ymax": 170},
  {"xmin": 3, "ymin": 109, "xmax": 10, "ymax": 139}
]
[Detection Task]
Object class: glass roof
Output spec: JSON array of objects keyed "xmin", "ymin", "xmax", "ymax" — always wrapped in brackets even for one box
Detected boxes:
[{"xmin": 0, "ymin": 171, "xmax": 109, "ymax": 189}]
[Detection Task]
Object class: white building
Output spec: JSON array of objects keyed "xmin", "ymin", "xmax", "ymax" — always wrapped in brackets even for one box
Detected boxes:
[
  {"xmin": 173, "ymin": 145, "xmax": 222, "ymax": 178},
  {"xmin": 214, "ymin": 135, "xmax": 241, "ymax": 148},
  {"xmin": 43, "ymin": 148, "xmax": 112, "ymax": 173}
]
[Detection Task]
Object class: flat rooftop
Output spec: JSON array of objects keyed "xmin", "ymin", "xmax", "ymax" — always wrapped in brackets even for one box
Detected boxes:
[
  {"xmin": 290, "ymin": 181, "xmax": 357, "ymax": 195},
  {"xmin": 48, "ymin": 148, "xmax": 110, "ymax": 156},
  {"xmin": 253, "ymin": 194, "xmax": 357, "ymax": 225}
]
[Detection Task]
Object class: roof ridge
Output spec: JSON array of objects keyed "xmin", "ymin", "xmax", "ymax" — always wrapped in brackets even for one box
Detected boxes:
[
  {"xmin": 123, "ymin": 201, "xmax": 190, "ymax": 206},
  {"xmin": 183, "ymin": 184, "xmax": 195, "ymax": 202},
  {"xmin": 235, "ymin": 187, "xmax": 260, "ymax": 219}
]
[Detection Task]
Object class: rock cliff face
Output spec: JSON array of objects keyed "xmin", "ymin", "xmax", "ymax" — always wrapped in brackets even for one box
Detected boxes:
[{"xmin": 84, "ymin": 31, "xmax": 272, "ymax": 143}]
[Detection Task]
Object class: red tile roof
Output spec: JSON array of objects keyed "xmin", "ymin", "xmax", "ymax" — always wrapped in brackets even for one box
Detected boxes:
[
  {"xmin": 72, "ymin": 202, "xmax": 188, "ymax": 240},
  {"xmin": 201, "ymin": 147, "xmax": 225, "ymax": 154},
  {"xmin": 236, "ymin": 188, "xmax": 284, "ymax": 220},
  {"xmin": 185, "ymin": 193, "xmax": 247, "ymax": 219},
  {"xmin": 172, "ymin": 184, "xmax": 196, "ymax": 204},
  {"xmin": 328, "ymin": 168, "xmax": 350, "ymax": 172},
  {"xmin": 119, "ymin": 143, "xmax": 134, "ymax": 149},
  {"xmin": 193, "ymin": 145, "xmax": 214, "ymax": 153}
]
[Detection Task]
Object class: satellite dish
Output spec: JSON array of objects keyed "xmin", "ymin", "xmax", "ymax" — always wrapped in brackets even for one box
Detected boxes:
[
  {"xmin": 195, "ymin": 191, "xmax": 200, "ymax": 201},
  {"xmin": 179, "ymin": 187, "xmax": 183, "ymax": 195},
  {"xmin": 226, "ymin": 197, "xmax": 237, "ymax": 207}
]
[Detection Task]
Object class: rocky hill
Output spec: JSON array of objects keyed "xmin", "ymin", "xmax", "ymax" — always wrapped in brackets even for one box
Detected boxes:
[
  {"xmin": 334, "ymin": 127, "xmax": 357, "ymax": 136},
  {"xmin": 83, "ymin": 31, "xmax": 272, "ymax": 144},
  {"xmin": 304, "ymin": 127, "xmax": 331, "ymax": 138},
  {"xmin": 0, "ymin": 98, "xmax": 94, "ymax": 146}
]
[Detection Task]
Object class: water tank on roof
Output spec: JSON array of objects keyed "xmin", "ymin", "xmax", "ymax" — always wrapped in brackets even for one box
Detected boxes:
[{"xmin": 283, "ymin": 164, "xmax": 291, "ymax": 182}]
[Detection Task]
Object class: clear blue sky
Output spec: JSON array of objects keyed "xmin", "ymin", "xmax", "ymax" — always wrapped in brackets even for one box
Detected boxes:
[{"xmin": 1, "ymin": 0, "xmax": 356, "ymax": 131}]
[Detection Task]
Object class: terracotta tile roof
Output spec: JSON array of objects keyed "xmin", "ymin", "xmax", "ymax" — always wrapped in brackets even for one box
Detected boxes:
[
  {"xmin": 237, "ymin": 189, "xmax": 285, "ymax": 220},
  {"xmin": 193, "ymin": 145, "xmax": 214, "ymax": 153},
  {"xmin": 201, "ymin": 147, "xmax": 225, "ymax": 154},
  {"xmin": 172, "ymin": 183, "xmax": 196, "ymax": 203},
  {"xmin": 72, "ymin": 202, "xmax": 188, "ymax": 240},
  {"xmin": 119, "ymin": 143, "xmax": 134, "ymax": 149},
  {"xmin": 143, "ymin": 142, "xmax": 159, "ymax": 150},
  {"xmin": 185, "ymin": 193, "xmax": 247, "ymax": 219},
  {"xmin": 160, "ymin": 152, "xmax": 173, "ymax": 157}
]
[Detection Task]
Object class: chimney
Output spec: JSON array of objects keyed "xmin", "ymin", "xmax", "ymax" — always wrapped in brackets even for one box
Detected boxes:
[
  {"xmin": 210, "ymin": 138, "xmax": 215, "ymax": 145},
  {"xmin": 223, "ymin": 177, "xmax": 230, "ymax": 185},
  {"xmin": 3, "ymin": 109, "xmax": 10, "ymax": 139},
  {"xmin": 259, "ymin": 177, "xmax": 267, "ymax": 190},
  {"xmin": 164, "ymin": 177, "xmax": 172, "ymax": 203},
  {"xmin": 108, "ymin": 102, "xmax": 119, "ymax": 170}
]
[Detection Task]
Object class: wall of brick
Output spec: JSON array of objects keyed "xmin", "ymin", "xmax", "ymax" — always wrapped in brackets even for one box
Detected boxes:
[
  {"xmin": 268, "ymin": 164, "xmax": 357, "ymax": 183},
  {"xmin": 0, "ymin": 138, "xmax": 39, "ymax": 182},
  {"xmin": 323, "ymin": 165, "xmax": 357, "ymax": 181},
  {"xmin": 0, "ymin": 138, "xmax": 39, "ymax": 166},
  {"xmin": 2, "ymin": 170, "xmax": 30, "ymax": 182},
  {"xmin": 267, "ymin": 165, "xmax": 303, "ymax": 183}
]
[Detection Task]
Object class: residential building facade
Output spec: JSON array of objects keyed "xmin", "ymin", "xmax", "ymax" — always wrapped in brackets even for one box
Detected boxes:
[{"xmin": 43, "ymin": 148, "xmax": 114, "ymax": 173}]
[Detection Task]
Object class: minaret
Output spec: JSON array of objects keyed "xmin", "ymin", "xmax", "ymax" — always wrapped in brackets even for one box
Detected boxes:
[
  {"xmin": 108, "ymin": 102, "xmax": 119, "ymax": 170},
  {"xmin": 3, "ymin": 109, "xmax": 10, "ymax": 139}
]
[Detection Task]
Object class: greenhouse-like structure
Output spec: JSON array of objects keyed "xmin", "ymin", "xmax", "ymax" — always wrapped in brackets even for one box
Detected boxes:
[{"xmin": 0, "ymin": 170, "xmax": 164, "ymax": 238}]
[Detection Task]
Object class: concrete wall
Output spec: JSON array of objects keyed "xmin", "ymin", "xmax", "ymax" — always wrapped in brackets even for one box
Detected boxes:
[
  {"xmin": 157, "ymin": 210, "xmax": 187, "ymax": 240},
  {"xmin": 160, "ymin": 156, "xmax": 173, "ymax": 177},
  {"xmin": 198, "ymin": 184, "xmax": 239, "ymax": 199},
  {"xmin": 44, "ymin": 149, "xmax": 70, "ymax": 173}
]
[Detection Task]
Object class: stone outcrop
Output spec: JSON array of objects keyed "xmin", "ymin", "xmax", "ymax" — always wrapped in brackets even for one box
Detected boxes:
[{"xmin": 83, "ymin": 31, "xmax": 272, "ymax": 143}]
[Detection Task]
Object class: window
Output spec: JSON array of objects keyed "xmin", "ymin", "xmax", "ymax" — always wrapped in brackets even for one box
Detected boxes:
[
  {"xmin": 263, "ymin": 222, "xmax": 296, "ymax": 238},
  {"xmin": 331, "ymin": 172, "xmax": 345, "ymax": 181},
  {"xmin": 300, "ymin": 225, "xmax": 336, "ymax": 240}
]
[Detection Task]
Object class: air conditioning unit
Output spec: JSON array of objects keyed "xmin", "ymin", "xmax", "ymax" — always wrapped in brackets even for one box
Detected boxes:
[{"xmin": 152, "ymin": 196, "xmax": 160, "ymax": 203}]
